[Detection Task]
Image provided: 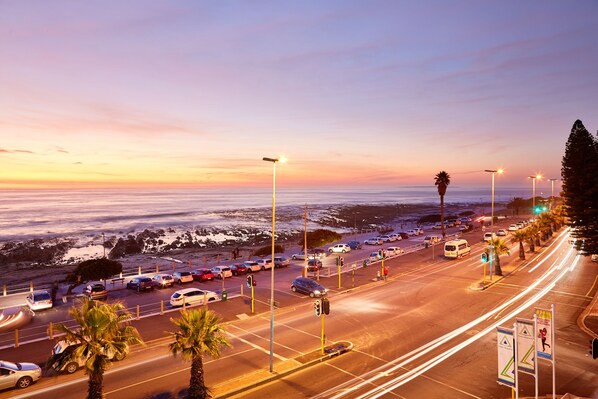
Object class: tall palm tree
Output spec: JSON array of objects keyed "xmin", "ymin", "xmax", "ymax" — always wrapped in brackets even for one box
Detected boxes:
[
  {"xmin": 54, "ymin": 298, "xmax": 143, "ymax": 399},
  {"xmin": 511, "ymin": 229, "xmax": 527, "ymax": 260},
  {"xmin": 489, "ymin": 237, "xmax": 510, "ymax": 276},
  {"xmin": 170, "ymin": 308, "xmax": 231, "ymax": 399},
  {"xmin": 527, "ymin": 223, "xmax": 541, "ymax": 249},
  {"xmin": 434, "ymin": 171, "xmax": 451, "ymax": 238}
]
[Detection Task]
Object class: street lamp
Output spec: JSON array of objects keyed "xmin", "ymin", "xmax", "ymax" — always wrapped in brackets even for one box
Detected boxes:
[
  {"xmin": 484, "ymin": 169, "xmax": 503, "ymax": 227},
  {"xmin": 262, "ymin": 155, "xmax": 286, "ymax": 373},
  {"xmin": 528, "ymin": 174, "xmax": 541, "ymax": 217}
]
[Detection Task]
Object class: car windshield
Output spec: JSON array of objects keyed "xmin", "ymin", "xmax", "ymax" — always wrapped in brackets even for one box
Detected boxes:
[
  {"xmin": 172, "ymin": 293, "xmax": 181, "ymax": 299},
  {"xmin": 445, "ymin": 245, "xmax": 456, "ymax": 251},
  {"xmin": 140, "ymin": 278, "xmax": 152, "ymax": 282},
  {"xmin": 180, "ymin": 272, "xmax": 191, "ymax": 276},
  {"xmin": 34, "ymin": 292, "xmax": 51, "ymax": 301}
]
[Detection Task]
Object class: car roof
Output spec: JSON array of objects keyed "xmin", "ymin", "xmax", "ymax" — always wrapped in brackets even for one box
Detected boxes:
[{"xmin": 174, "ymin": 288, "xmax": 204, "ymax": 294}]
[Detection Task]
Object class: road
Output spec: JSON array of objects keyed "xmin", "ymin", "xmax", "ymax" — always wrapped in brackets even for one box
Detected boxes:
[{"xmin": 1, "ymin": 224, "xmax": 597, "ymax": 398}]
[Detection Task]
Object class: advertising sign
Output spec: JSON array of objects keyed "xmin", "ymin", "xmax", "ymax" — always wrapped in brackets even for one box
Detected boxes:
[
  {"xmin": 535, "ymin": 308, "xmax": 553, "ymax": 360},
  {"xmin": 516, "ymin": 318, "xmax": 536, "ymax": 373},
  {"xmin": 497, "ymin": 327, "xmax": 515, "ymax": 387}
]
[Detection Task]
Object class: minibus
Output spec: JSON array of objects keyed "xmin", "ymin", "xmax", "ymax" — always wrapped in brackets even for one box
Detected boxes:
[{"xmin": 444, "ymin": 239, "xmax": 471, "ymax": 258}]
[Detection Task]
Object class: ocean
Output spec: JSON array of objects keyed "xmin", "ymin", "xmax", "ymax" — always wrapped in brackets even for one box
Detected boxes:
[{"xmin": 0, "ymin": 186, "xmax": 532, "ymax": 242}]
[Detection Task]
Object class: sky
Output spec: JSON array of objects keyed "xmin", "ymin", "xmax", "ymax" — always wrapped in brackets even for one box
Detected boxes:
[{"xmin": 1, "ymin": 0, "xmax": 597, "ymax": 191}]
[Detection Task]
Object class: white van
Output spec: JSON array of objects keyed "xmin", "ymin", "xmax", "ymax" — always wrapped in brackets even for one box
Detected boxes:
[
  {"xmin": 423, "ymin": 235, "xmax": 442, "ymax": 246},
  {"xmin": 444, "ymin": 239, "xmax": 471, "ymax": 259}
]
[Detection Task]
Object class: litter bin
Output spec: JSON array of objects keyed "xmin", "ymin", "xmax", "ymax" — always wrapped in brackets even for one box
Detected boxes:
[{"xmin": 221, "ymin": 290, "xmax": 228, "ymax": 302}]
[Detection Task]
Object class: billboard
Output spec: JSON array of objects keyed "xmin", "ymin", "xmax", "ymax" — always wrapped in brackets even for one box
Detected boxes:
[
  {"xmin": 535, "ymin": 308, "xmax": 553, "ymax": 360},
  {"xmin": 497, "ymin": 327, "xmax": 515, "ymax": 387}
]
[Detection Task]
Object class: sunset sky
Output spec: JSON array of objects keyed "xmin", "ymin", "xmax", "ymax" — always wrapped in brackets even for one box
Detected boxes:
[{"xmin": 1, "ymin": 1, "xmax": 597, "ymax": 190}]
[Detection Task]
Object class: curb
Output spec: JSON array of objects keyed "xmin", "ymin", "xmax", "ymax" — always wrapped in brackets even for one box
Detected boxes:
[{"xmin": 213, "ymin": 341, "xmax": 353, "ymax": 398}]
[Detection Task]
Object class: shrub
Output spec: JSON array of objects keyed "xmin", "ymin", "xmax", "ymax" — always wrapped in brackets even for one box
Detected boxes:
[
  {"xmin": 298, "ymin": 229, "xmax": 342, "ymax": 248},
  {"xmin": 70, "ymin": 258, "xmax": 123, "ymax": 282},
  {"xmin": 253, "ymin": 244, "xmax": 285, "ymax": 257}
]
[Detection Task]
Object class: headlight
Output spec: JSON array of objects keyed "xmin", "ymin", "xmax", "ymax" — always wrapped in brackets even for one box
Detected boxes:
[{"xmin": 314, "ymin": 290, "xmax": 321, "ymax": 295}]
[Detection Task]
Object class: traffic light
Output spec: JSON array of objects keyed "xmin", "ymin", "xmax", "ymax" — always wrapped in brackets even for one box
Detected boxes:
[
  {"xmin": 340, "ymin": 257, "xmax": 344, "ymax": 267},
  {"xmin": 321, "ymin": 297, "xmax": 330, "ymax": 315},
  {"xmin": 336, "ymin": 257, "xmax": 340, "ymax": 266},
  {"xmin": 481, "ymin": 251, "xmax": 489, "ymax": 263},
  {"xmin": 314, "ymin": 299, "xmax": 322, "ymax": 316},
  {"xmin": 591, "ymin": 338, "xmax": 598, "ymax": 359},
  {"xmin": 246, "ymin": 275, "xmax": 255, "ymax": 288}
]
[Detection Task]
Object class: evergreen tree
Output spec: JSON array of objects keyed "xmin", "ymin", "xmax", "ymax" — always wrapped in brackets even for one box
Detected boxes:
[{"xmin": 561, "ymin": 120, "xmax": 598, "ymax": 255}]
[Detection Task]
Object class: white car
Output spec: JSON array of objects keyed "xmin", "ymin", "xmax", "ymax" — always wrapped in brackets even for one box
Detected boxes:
[
  {"xmin": 291, "ymin": 251, "xmax": 308, "ymax": 260},
  {"xmin": 211, "ymin": 266, "xmax": 233, "ymax": 279},
  {"xmin": 423, "ymin": 235, "xmax": 441, "ymax": 245},
  {"xmin": 328, "ymin": 244, "xmax": 351, "ymax": 253},
  {"xmin": 25, "ymin": 291, "xmax": 53, "ymax": 311},
  {"xmin": 484, "ymin": 232, "xmax": 497, "ymax": 242},
  {"xmin": 172, "ymin": 271, "xmax": 194, "ymax": 285},
  {"xmin": 386, "ymin": 247, "xmax": 404, "ymax": 256},
  {"xmin": 0, "ymin": 360, "xmax": 42, "ymax": 389},
  {"xmin": 242, "ymin": 261, "xmax": 261, "ymax": 272},
  {"xmin": 497, "ymin": 229, "xmax": 507, "ymax": 236},
  {"xmin": 389, "ymin": 233, "xmax": 402, "ymax": 241},
  {"xmin": 407, "ymin": 229, "xmax": 419, "ymax": 236},
  {"xmin": 364, "ymin": 237, "xmax": 382, "ymax": 245},
  {"xmin": 152, "ymin": 273, "xmax": 174, "ymax": 288},
  {"xmin": 378, "ymin": 235, "xmax": 395, "ymax": 242},
  {"xmin": 256, "ymin": 259, "xmax": 273, "ymax": 270},
  {"xmin": 170, "ymin": 288, "xmax": 219, "ymax": 307}
]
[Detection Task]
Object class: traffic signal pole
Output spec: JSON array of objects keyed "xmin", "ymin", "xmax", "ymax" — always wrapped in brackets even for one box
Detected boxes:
[
  {"xmin": 251, "ymin": 284, "xmax": 255, "ymax": 314},
  {"xmin": 321, "ymin": 313, "xmax": 325, "ymax": 354}
]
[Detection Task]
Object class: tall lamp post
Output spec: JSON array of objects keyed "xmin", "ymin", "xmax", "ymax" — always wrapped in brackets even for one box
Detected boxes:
[
  {"xmin": 262, "ymin": 156, "xmax": 286, "ymax": 373},
  {"xmin": 528, "ymin": 174, "xmax": 541, "ymax": 218},
  {"xmin": 484, "ymin": 169, "xmax": 503, "ymax": 227},
  {"xmin": 549, "ymin": 178, "xmax": 558, "ymax": 209}
]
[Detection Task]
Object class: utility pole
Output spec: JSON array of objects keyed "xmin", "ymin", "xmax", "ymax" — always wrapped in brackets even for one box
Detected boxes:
[{"xmin": 303, "ymin": 204, "xmax": 308, "ymax": 278}]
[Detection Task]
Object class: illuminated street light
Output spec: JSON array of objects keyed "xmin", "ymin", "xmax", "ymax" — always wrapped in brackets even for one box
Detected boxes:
[
  {"xmin": 262, "ymin": 155, "xmax": 286, "ymax": 373},
  {"xmin": 528, "ymin": 174, "xmax": 542, "ymax": 218},
  {"xmin": 484, "ymin": 169, "xmax": 503, "ymax": 227}
]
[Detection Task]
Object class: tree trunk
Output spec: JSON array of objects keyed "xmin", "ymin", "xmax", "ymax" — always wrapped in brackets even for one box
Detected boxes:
[
  {"xmin": 494, "ymin": 253, "xmax": 503, "ymax": 276},
  {"xmin": 187, "ymin": 356, "xmax": 208, "ymax": 399},
  {"xmin": 519, "ymin": 241, "xmax": 525, "ymax": 260},
  {"xmin": 529, "ymin": 240, "xmax": 535, "ymax": 252},
  {"xmin": 88, "ymin": 370, "xmax": 104, "ymax": 399},
  {"xmin": 440, "ymin": 195, "xmax": 445, "ymax": 238}
]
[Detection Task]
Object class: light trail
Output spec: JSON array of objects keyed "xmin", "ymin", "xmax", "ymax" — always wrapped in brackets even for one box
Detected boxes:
[{"xmin": 319, "ymin": 229, "xmax": 573, "ymax": 399}]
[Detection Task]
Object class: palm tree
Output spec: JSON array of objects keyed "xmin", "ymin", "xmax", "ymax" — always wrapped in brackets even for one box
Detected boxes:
[
  {"xmin": 170, "ymin": 308, "xmax": 231, "ymax": 399},
  {"xmin": 54, "ymin": 298, "xmax": 143, "ymax": 399},
  {"xmin": 527, "ymin": 223, "xmax": 541, "ymax": 249},
  {"xmin": 489, "ymin": 237, "xmax": 510, "ymax": 276},
  {"xmin": 511, "ymin": 229, "xmax": 527, "ymax": 260},
  {"xmin": 434, "ymin": 171, "xmax": 451, "ymax": 238}
]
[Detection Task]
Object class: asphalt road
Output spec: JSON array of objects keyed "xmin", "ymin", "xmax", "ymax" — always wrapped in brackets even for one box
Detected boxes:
[{"xmin": 1, "ymin": 224, "xmax": 597, "ymax": 398}]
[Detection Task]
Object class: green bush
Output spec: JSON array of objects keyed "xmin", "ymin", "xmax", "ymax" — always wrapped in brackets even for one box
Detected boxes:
[
  {"xmin": 70, "ymin": 258, "xmax": 123, "ymax": 282},
  {"xmin": 253, "ymin": 244, "xmax": 285, "ymax": 257},
  {"xmin": 298, "ymin": 229, "xmax": 342, "ymax": 248}
]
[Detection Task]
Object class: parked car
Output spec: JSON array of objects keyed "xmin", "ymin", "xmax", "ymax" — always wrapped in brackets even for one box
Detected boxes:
[
  {"xmin": 386, "ymin": 246, "xmax": 404, "ymax": 256},
  {"xmin": 191, "ymin": 269, "xmax": 215, "ymax": 281},
  {"xmin": 433, "ymin": 223, "xmax": 443, "ymax": 230},
  {"xmin": 378, "ymin": 235, "xmax": 395, "ymax": 243},
  {"xmin": 407, "ymin": 229, "xmax": 419, "ymax": 236},
  {"xmin": 0, "ymin": 360, "xmax": 42, "ymax": 389},
  {"xmin": 50, "ymin": 339, "xmax": 126, "ymax": 374},
  {"xmin": 290, "ymin": 277, "xmax": 327, "ymax": 298},
  {"xmin": 256, "ymin": 259, "xmax": 273, "ymax": 270},
  {"xmin": 364, "ymin": 237, "xmax": 382, "ymax": 245},
  {"xmin": 242, "ymin": 261, "xmax": 261, "ymax": 273},
  {"xmin": 389, "ymin": 233, "xmax": 402, "ymax": 241},
  {"xmin": 170, "ymin": 288, "xmax": 219, "ymax": 307},
  {"xmin": 484, "ymin": 232, "xmax": 497, "ymax": 242},
  {"xmin": 306, "ymin": 259, "xmax": 323, "ymax": 272},
  {"xmin": 414, "ymin": 228, "xmax": 425, "ymax": 235},
  {"xmin": 152, "ymin": 274, "xmax": 174, "ymax": 288},
  {"xmin": 508, "ymin": 224, "xmax": 519, "ymax": 231},
  {"xmin": 592, "ymin": 254, "xmax": 598, "ymax": 262},
  {"xmin": 396, "ymin": 232, "xmax": 409, "ymax": 239},
  {"xmin": 423, "ymin": 235, "xmax": 441, "ymax": 245},
  {"xmin": 328, "ymin": 243, "xmax": 351, "ymax": 253},
  {"xmin": 211, "ymin": 266, "xmax": 232, "ymax": 279},
  {"xmin": 516, "ymin": 222, "xmax": 525, "ymax": 229},
  {"xmin": 497, "ymin": 229, "xmax": 507, "ymax": 236},
  {"xmin": 84, "ymin": 283, "xmax": 108, "ymax": 300},
  {"xmin": 347, "ymin": 240, "xmax": 363, "ymax": 250},
  {"xmin": 291, "ymin": 251, "xmax": 308, "ymax": 260},
  {"xmin": 274, "ymin": 256, "xmax": 290, "ymax": 268},
  {"xmin": 369, "ymin": 251, "xmax": 383, "ymax": 262},
  {"xmin": 126, "ymin": 277, "xmax": 154, "ymax": 292},
  {"xmin": 308, "ymin": 248, "xmax": 327, "ymax": 259},
  {"xmin": 173, "ymin": 271, "xmax": 194, "ymax": 285},
  {"xmin": 229, "ymin": 263, "xmax": 248, "ymax": 275},
  {"xmin": 25, "ymin": 291, "xmax": 53, "ymax": 311}
]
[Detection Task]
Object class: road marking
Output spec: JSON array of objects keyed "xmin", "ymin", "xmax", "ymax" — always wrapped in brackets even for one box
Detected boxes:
[{"xmin": 226, "ymin": 325, "xmax": 291, "ymax": 360}]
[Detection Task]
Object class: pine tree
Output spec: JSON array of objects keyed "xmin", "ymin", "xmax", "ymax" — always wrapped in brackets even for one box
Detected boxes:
[{"xmin": 561, "ymin": 120, "xmax": 598, "ymax": 255}]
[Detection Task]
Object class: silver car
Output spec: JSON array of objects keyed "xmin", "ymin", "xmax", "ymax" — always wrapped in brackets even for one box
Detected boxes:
[{"xmin": 0, "ymin": 360, "xmax": 41, "ymax": 389}]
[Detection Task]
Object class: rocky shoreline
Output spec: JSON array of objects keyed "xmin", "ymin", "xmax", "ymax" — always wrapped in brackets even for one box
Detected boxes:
[{"xmin": 0, "ymin": 202, "xmax": 485, "ymax": 286}]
